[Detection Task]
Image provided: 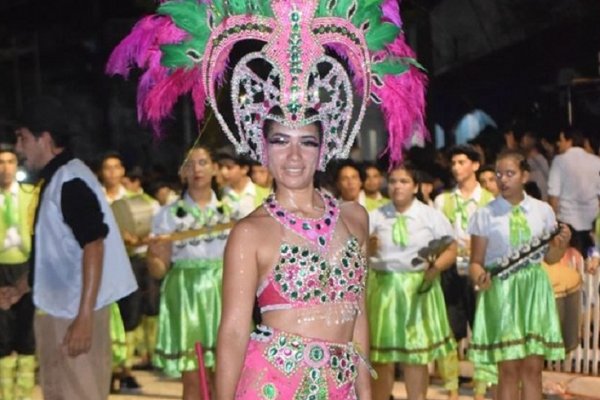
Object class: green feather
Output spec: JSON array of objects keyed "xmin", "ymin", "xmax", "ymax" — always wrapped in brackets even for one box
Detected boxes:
[
  {"xmin": 365, "ymin": 22, "xmax": 400, "ymax": 51},
  {"xmin": 405, "ymin": 57, "xmax": 426, "ymax": 71},
  {"xmin": 247, "ymin": 0, "xmax": 274, "ymax": 17},
  {"xmin": 226, "ymin": 0, "xmax": 248, "ymax": 15},
  {"xmin": 160, "ymin": 43, "xmax": 195, "ymax": 68},
  {"xmin": 158, "ymin": 0, "xmax": 208, "ymax": 37},
  {"xmin": 371, "ymin": 59, "xmax": 409, "ymax": 77},
  {"xmin": 333, "ymin": 0, "xmax": 357, "ymax": 18},
  {"xmin": 161, "ymin": 37, "xmax": 208, "ymax": 68},
  {"xmin": 351, "ymin": 0, "xmax": 382, "ymax": 27},
  {"xmin": 316, "ymin": 0, "xmax": 330, "ymax": 17},
  {"xmin": 211, "ymin": 0, "xmax": 226, "ymax": 25}
]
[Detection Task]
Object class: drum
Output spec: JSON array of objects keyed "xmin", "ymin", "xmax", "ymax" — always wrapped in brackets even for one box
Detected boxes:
[
  {"xmin": 544, "ymin": 260, "xmax": 583, "ymax": 352},
  {"xmin": 111, "ymin": 195, "xmax": 155, "ymax": 238}
]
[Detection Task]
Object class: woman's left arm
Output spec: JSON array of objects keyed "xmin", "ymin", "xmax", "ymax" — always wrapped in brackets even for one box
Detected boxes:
[
  {"xmin": 424, "ymin": 241, "xmax": 457, "ymax": 282},
  {"xmin": 545, "ymin": 223, "xmax": 571, "ymax": 264},
  {"xmin": 353, "ymin": 291, "xmax": 372, "ymax": 399},
  {"xmin": 344, "ymin": 203, "xmax": 372, "ymax": 399}
]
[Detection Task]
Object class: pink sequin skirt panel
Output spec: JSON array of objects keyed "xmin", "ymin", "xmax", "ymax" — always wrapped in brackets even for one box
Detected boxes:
[{"xmin": 234, "ymin": 325, "xmax": 358, "ymax": 400}]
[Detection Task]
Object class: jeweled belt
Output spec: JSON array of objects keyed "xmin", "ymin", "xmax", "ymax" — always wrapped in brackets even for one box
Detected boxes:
[{"xmin": 250, "ymin": 324, "xmax": 358, "ymax": 386}]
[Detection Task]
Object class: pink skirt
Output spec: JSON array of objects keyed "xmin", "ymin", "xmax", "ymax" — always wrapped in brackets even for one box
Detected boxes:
[{"xmin": 235, "ymin": 325, "xmax": 359, "ymax": 399}]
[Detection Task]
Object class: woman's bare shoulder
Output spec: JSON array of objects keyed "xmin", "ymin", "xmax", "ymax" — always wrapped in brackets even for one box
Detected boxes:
[
  {"xmin": 339, "ymin": 201, "xmax": 368, "ymax": 241},
  {"xmin": 227, "ymin": 206, "xmax": 278, "ymax": 247}
]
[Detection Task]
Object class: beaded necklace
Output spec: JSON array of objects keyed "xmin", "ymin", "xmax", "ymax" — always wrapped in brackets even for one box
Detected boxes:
[{"xmin": 263, "ymin": 190, "xmax": 339, "ymax": 251}]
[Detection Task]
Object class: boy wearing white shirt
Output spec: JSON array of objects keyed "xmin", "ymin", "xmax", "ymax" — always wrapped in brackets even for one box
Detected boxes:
[{"xmin": 434, "ymin": 145, "xmax": 495, "ymax": 400}]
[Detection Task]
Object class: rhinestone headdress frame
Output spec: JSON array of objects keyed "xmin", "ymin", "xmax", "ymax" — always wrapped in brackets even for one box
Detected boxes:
[
  {"xmin": 107, "ymin": 0, "xmax": 428, "ymax": 169},
  {"xmin": 228, "ymin": 53, "xmax": 358, "ymax": 170},
  {"xmin": 201, "ymin": 1, "xmax": 370, "ymax": 170}
]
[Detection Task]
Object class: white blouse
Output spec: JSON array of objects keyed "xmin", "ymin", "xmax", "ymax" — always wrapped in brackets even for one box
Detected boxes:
[
  {"xmin": 152, "ymin": 191, "xmax": 230, "ymax": 261},
  {"xmin": 369, "ymin": 200, "xmax": 454, "ymax": 272},
  {"xmin": 468, "ymin": 194, "xmax": 556, "ymax": 266}
]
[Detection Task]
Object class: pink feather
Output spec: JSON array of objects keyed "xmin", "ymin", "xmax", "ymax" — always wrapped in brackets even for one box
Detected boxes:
[
  {"xmin": 324, "ymin": 43, "xmax": 366, "ymax": 92},
  {"xmin": 374, "ymin": 35, "xmax": 429, "ymax": 166},
  {"xmin": 381, "ymin": 0, "xmax": 402, "ymax": 27},
  {"xmin": 106, "ymin": 15, "xmax": 188, "ymax": 75},
  {"xmin": 106, "ymin": 13, "xmax": 204, "ymax": 135},
  {"xmin": 212, "ymin": 43, "xmax": 235, "ymax": 86},
  {"xmin": 142, "ymin": 68, "xmax": 204, "ymax": 136},
  {"xmin": 107, "ymin": 16, "xmax": 161, "ymax": 76}
]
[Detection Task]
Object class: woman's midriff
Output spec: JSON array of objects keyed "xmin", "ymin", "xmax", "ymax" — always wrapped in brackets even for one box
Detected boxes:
[{"xmin": 260, "ymin": 306, "xmax": 357, "ymax": 343}]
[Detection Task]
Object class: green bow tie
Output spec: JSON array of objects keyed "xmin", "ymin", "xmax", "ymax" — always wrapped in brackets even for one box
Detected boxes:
[
  {"xmin": 392, "ymin": 214, "xmax": 409, "ymax": 247},
  {"xmin": 3, "ymin": 191, "xmax": 17, "ymax": 227},
  {"xmin": 455, "ymin": 195, "xmax": 472, "ymax": 231},
  {"xmin": 509, "ymin": 205, "xmax": 531, "ymax": 248}
]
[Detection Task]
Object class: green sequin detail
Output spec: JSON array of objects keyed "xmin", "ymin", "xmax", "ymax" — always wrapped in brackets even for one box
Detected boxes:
[{"xmin": 262, "ymin": 383, "xmax": 277, "ymax": 399}]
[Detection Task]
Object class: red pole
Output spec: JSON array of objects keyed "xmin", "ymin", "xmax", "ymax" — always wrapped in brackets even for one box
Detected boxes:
[{"xmin": 195, "ymin": 342, "xmax": 210, "ymax": 400}]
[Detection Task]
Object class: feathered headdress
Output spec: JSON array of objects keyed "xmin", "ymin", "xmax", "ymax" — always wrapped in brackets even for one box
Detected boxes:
[{"xmin": 107, "ymin": 0, "xmax": 428, "ymax": 169}]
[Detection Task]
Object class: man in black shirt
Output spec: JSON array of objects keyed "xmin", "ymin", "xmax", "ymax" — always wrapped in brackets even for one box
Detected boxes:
[{"xmin": 0, "ymin": 97, "xmax": 136, "ymax": 400}]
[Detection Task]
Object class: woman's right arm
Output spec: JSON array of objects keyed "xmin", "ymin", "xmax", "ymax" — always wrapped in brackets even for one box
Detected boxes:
[
  {"xmin": 216, "ymin": 220, "xmax": 259, "ymax": 400},
  {"xmin": 147, "ymin": 208, "xmax": 173, "ymax": 279},
  {"xmin": 147, "ymin": 240, "xmax": 172, "ymax": 279},
  {"xmin": 469, "ymin": 235, "xmax": 490, "ymax": 290}
]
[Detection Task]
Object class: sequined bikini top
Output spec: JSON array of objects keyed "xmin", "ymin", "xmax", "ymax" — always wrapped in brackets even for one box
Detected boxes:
[{"xmin": 256, "ymin": 192, "xmax": 367, "ymax": 322}]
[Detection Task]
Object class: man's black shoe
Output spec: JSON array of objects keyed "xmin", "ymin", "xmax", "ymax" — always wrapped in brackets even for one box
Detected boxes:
[{"xmin": 120, "ymin": 375, "xmax": 142, "ymax": 392}]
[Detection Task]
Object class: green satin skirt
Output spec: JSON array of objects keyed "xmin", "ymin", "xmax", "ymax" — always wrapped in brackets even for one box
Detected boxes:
[
  {"xmin": 469, "ymin": 263, "xmax": 565, "ymax": 364},
  {"xmin": 367, "ymin": 269, "xmax": 456, "ymax": 364},
  {"xmin": 109, "ymin": 302, "xmax": 127, "ymax": 367},
  {"xmin": 153, "ymin": 259, "xmax": 222, "ymax": 377}
]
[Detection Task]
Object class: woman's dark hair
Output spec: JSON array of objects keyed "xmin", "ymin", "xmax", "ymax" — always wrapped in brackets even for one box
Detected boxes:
[
  {"xmin": 333, "ymin": 159, "xmax": 365, "ymax": 183},
  {"xmin": 389, "ymin": 163, "xmax": 420, "ymax": 183},
  {"xmin": 389, "ymin": 163, "xmax": 429, "ymax": 203},
  {"xmin": 416, "ymin": 170, "xmax": 434, "ymax": 184},
  {"xmin": 496, "ymin": 149, "xmax": 530, "ymax": 172},
  {"xmin": 524, "ymin": 181, "xmax": 542, "ymax": 200}
]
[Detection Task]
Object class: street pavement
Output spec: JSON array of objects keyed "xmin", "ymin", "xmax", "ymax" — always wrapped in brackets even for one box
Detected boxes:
[{"xmin": 31, "ymin": 362, "xmax": 600, "ymax": 399}]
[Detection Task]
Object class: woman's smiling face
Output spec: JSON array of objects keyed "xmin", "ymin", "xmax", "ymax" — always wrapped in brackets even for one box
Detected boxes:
[{"xmin": 265, "ymin": 120, "xmax": 321, "ymax": 190}]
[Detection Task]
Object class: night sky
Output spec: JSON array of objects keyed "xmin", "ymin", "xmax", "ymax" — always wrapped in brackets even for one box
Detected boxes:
[{"xmin": 0, "ymin": 0, "xmax": 599, "ymax": 169}]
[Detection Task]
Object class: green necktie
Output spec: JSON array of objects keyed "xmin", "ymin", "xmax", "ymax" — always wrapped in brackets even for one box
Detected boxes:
[
  {"xmin": 509, "ymin": 206, "xmax": 531, "ymax": 248},
  {"xmin": 392, "ymin": 214, "xmax": 409, "ymax": 247},
  {"xmin": 455, "ymin": 195, "xmax": 470, "ymax": 231},
  {"xmin": 3, "ymin": 191, "xmax": 17, "ymax": 227},
  {"xmin": 227, "ymin": 190, "xmax": 241, "ymax": 203}
]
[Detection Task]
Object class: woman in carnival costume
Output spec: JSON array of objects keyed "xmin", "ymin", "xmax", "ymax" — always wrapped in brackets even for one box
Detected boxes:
[
  {"xmin": 146, "ymin": 145, "xmax": 232, "ymax": 399},
  {"xmin": 107, "ymin": 0, "xmax": 428, "ymax": 397},
  {"xmin": 368, "ymin": 164, "xmax": 457, "ymax": 400},
  {"xmin": 468, "ymin": 150, "xmax": 571, "ymax": 400}
]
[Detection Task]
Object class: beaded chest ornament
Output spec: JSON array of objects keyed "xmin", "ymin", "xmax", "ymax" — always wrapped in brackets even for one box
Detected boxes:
[
  {"xmin": 107, "ymin": 0, "xmax": 428, "ymax": 169},
  {"xmin": 263, "ymin": 191, "xmax": 338, "ymax": 251}
]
